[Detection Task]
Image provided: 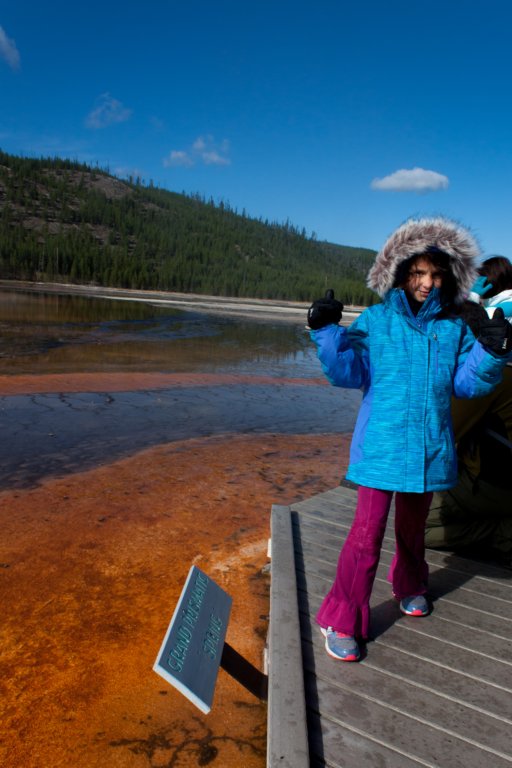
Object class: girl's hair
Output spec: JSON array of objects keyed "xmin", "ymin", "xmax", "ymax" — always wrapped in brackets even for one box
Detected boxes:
[
  {"xmin": 478, "ymin": 256, "xmax": 512, "ymax": 297},
  {"xmin": 393, "ymin": 248, "xmax": 458, "ymax": 308}
]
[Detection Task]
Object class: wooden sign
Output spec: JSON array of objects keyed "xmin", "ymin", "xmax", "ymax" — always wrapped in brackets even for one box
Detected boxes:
[{"xmin": 153, "ymin": 565, "xmax": 232, "ymax": 714}]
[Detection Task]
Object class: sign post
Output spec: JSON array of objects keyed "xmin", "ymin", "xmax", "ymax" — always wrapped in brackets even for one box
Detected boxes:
[{"xmin": 154, "ymin": 565, "xmax": 267, "ymax": 713}]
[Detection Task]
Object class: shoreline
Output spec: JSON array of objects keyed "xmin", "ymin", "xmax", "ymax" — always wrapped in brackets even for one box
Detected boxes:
[{"xmin": 0, "ymin": 279, "xmax": 363, "ymax": 322}]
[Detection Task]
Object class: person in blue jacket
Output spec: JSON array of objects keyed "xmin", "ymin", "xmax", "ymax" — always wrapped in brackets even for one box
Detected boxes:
[{"xmin": 307, "ymin": 216, "xmax": 512, "ymax": 662}]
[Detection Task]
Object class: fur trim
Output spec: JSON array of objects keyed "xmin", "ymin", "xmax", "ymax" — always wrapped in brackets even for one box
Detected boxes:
[{"xmin": 367, "ymin": 217, "xmax": 480, "ymax": 300}]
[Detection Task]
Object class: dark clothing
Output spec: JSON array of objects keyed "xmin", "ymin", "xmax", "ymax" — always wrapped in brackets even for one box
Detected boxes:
[{"xmin": 425, "ymin": 366, "xmax": 512, "ymax": 556}]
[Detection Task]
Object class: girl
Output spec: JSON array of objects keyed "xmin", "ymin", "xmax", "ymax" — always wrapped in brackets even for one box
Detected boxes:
[{"xmin": 307, "ymin": 217, "xmax": 512, "ymax": 661}]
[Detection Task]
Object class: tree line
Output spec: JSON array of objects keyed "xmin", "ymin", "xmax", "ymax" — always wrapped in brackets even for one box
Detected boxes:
[{"xmin": 0, "ymin": 150, "xmax": 378, "ymax": 305}]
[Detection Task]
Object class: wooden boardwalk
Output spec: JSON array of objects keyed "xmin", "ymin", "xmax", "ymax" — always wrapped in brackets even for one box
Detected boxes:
[{"xmin": 267, "ymin": 485, "xmax": 512, "ymax": 768}]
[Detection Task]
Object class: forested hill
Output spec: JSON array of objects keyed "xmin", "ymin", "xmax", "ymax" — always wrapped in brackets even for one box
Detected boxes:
[{"xmin": 0, "ymin": 150, "xmax": 378, "ymax": 305}]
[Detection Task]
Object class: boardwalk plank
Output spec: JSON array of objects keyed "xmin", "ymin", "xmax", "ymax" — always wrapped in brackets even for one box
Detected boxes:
[
  {"xmin": 295, "ymin": 512, "xmax": 512, "ymax": 579},
  {"xmin": 292, "ymin": 497, "xmax": 512, "ymax": 585},
  {"xmin": 294, "ymin": 529, "xmax": 512, "ymax": 606},
  {"xmin": 268, "ymin": 486, "xmax": 512, "ymax": 767},
  {"xmin": 295, "ymin": 548, "xmax": 512, "ymax": 640},
  {"xmin": 305, "ymin": 674, "xmax": 512, "ymax": 768},
  {"xmin": 306, "ymin": 698, "xmax": 428, "ymax": 768},
  {"xmin": 297, "ymin": 570, "xmax": 512, "ymax": 664},
  {"xmin": 305, "ymin": 664, "xmax": 509, "ymax": 754},
  {"xmin": 300, "ymin": 612, "xmax": 512, "ymax": 729}
]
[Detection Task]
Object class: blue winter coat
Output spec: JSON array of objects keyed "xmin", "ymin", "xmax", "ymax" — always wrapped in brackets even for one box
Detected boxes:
[{"xmin": 311, "ymin": 287, "xmax": 510, "ymax": 493}]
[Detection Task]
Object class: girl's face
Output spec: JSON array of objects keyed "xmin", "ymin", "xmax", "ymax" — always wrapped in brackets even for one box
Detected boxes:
[{"xmin": 404, "ymin": 256, "xmax": 445, "ymax": 303}]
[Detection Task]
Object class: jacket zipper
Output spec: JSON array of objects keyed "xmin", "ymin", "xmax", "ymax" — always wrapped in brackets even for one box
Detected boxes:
[{"xmin": 399, "ymin": 291, "xmax": 439, "ymax": 371}]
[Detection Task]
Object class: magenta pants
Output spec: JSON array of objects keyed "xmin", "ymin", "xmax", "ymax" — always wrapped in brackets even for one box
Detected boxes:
[{"xmin": 316, "ymin": 486, "xmax": 433, "ymax": 639}]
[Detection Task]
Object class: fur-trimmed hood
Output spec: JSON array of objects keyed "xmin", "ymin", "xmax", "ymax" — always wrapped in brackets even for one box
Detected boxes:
[{"xmin": 367, "ymin": 217, "xmax": 480, "ymax": 301}]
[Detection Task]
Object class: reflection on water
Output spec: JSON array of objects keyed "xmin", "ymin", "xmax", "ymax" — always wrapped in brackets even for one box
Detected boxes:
[
  {"xmin": 0, "ymin": 287, "xmax": 361, "ymax": 489},
  {"xmin": 1, "ymin": 383, "xmax": 360, "ymax": 489},
  {"xmin": 0, "ymin": 289, "xmax": 315, "ymax": 377}
]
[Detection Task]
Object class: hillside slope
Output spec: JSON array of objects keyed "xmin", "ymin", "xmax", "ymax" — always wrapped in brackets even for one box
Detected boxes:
[{"xmin": 0, "ymin": 151, "xmax": 377, "ymax": 304}]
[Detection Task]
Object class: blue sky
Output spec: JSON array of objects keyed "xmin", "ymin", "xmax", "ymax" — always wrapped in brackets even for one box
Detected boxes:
[{"xmin": 1, "ymin": 1, "xmax": 512, "ymax": 257}]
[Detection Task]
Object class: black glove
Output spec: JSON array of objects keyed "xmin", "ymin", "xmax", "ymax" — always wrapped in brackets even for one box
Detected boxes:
[
  {"xmin": 478, "ymin": 307, "xmax": 512, "ymax": 356},
  {"xmin": 307, "ymin": 289, "xmax": 344, "ymax": 330}
]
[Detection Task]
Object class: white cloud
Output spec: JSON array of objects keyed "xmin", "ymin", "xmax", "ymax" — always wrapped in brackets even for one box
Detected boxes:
[
  {"xmin": 163, "ymin": 150, "xmax": 194, "ymax": 168},
  {"xmin": 192, "ymin": 137, "xmax": 207, "ymax": 152},
  {"xmin": 371, "ymin": 167, "xmax": 449, "ymax": 192},
  {"xmin": 86, "ymin": 93, "xmax": 132, "ymax": 129},
  {"xmin": 164, "ymin": 134, "xmax": 231, "ymax": 169},
  {"xmin": 202, "ymin": 150, "xmax": 230, "ymax": 166},
  {"xmin": 0, "ymin": 26, "xmax": 20, "ymax": 70}
]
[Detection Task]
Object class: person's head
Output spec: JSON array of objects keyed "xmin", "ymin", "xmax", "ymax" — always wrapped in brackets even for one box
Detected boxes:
[
  {"xmin": 367, "ymin": 217, "xmax": 480, "ymax": 305},
  {"xmin": 478, "ymin": 256, "xmax": 512, "ymax": 298},
  {"xmin": 401, "ymin": 255, "xmax": 444, "ymax": 303},
  {"xmin": 393, "ymin": 248, "xmax": 458, "ymax": 306}
]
